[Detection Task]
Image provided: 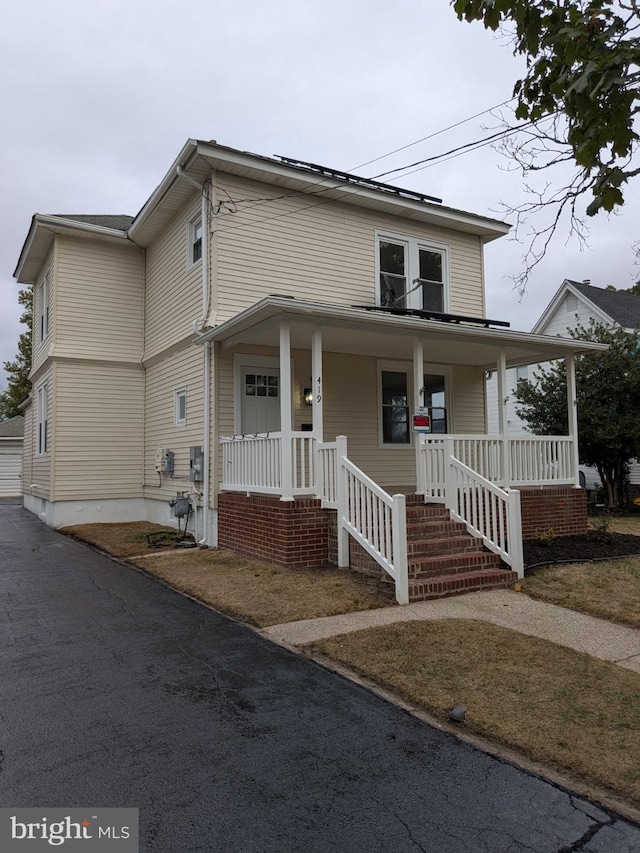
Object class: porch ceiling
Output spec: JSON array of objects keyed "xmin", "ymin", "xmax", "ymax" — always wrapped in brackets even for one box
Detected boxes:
[{"xmin": 200, "ymin": 297, "xmax": 608, "ymax": 369}]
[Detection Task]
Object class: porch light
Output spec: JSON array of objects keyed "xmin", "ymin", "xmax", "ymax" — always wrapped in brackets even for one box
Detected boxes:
[{"xmin": 303, "ymin": 387, "xmax": 313, "ymax": 406}]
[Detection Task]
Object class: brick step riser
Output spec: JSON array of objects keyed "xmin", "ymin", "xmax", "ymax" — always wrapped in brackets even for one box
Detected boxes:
[
  {"xmin": 407, "ymin": 538, "xmax": 479, "ymax": 557},
  {"xmin": 406, "ymin": 507, "xmax": 450, "ymax": 521},
  {"xmin": 408, "ymin": 554, "xmax": 501, "ymax": 579},
  {"xmin": 409, "ymin": 576, "xmax": 516, "ymax": 602},
  {"xmin": 406, "ymin": 523, "xmax": 469, "ymax": 541}
]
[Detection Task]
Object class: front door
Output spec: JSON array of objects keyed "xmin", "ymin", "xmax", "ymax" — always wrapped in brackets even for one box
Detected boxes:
[{"xmin": 240, "ymin": 367, "xmax": 281, "ymax": 434}]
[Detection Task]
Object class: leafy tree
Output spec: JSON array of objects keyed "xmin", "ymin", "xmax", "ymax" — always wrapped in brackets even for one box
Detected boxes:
[
  {"xmin": 605, "ymin": 280, "xmax": 640, "ymax": 293},
  {"xmin": 0, "ymin": 288, "xmax": 32, "ymax": 421},
  {"xmin": 515, "ymin": 320, "xmax": 640, "ymax": 507},
  {"xmin": 453, "ymin": 1, "xmax": 640, "ymax": 291}
]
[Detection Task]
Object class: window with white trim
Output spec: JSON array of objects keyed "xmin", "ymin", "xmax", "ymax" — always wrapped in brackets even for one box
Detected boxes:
[
  {"xmin": 380, "ymin": 370, "xmax": 410, "ymax": 445},
  {"xmin": 174, "ymin": 387, "xmax": 186, "ymax": 426},
  {"xmin": 37, "ymin": 385, "xmax": 49, "ymax": 455},
  {"xmin": 377, "ymin": 233, "xmax": 448, "ymax": 312},
  {"xmin": 378, "ymin": 361, "xmax": 450, "ymax": 445},
  {"xmin": 38, "ymin": 273, "xmax": 50, "ymax": 342},
  {"xmin": 188, "ymin": 215, "xmax": 203, "ymax": 266}
]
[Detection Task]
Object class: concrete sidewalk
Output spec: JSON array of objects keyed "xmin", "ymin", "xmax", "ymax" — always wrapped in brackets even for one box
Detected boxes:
[{"xmin": 263, "ymin": 589, "xmax": 640, "ymax": 673}]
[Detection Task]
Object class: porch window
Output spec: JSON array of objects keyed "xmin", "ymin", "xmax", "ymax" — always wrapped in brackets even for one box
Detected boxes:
[
  {"xmin": 245, "ymin": 374, "xmax": 279, "ymax": 398},
  {"xmin": 381, "ymin": 370, "xmax": 410, "ymax": 444},
  {"xmin": 423, "ymin": 373, "xmax": 447, "ymax": 433},
  {"xmin": 377, "ymin": 232, "xmax": 448, "ymax": 312}
]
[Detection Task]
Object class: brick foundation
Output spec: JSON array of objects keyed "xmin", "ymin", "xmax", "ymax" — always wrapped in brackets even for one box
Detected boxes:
[
  {"xmin": 217, "ymin": 492, "xmax": 329, "ymax": 568},
  {"xmin": 519, "ymin": 487, "xmax": 587, "ymax": 540}
]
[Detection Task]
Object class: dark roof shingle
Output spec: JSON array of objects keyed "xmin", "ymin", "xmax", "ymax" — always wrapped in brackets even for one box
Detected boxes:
[
  {"xmin": 0, "ymin": 415, "xmax": 24, "ymax": 438},
  {"xmin": 51, "ymin": 214, "xmax": 134, "ymax": 232},
  {"xmin": 567, "ymin": 280, "xmax": 640, "ymax": 329}
]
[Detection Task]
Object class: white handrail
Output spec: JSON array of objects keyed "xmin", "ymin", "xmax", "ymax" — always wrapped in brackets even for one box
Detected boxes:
[
  {"xmin": 220, "ymin": 432, "xmax": 317, "ymax": 496},
  {"xmin": 336, "ymin": 437, "xmax": 408, "ymax": 604},
  {"xmin": 445, "ymin": 450, "xmax": 524, "ymax": 579}
]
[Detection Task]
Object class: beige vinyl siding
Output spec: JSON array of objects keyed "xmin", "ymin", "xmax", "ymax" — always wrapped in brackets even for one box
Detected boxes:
[
  {"xmin": 22, "ymin": 401, "xmax": 33, "ymax": 496},
  {"xmin": 452, "ymin": 365, "xmax": 486, "ymax": 433},
  {"xmin": 143, "ymin": 344, "xmax": 204, "ymax": 501},
  {"xmin": 55, "ymin": 237, "xmax": 144, "ymax": 362},
  {"xmin": 217, "ymin": 348, "xmax": 486, "ymax": 491},
  {"xmin": 145, "ymin": 192, "xmax": 204, "ymax": 361},
  {"xmin": 31, "ymin": 248, "xmax": 55, "ymax": 376},
  {"xmin": 53, "ymin": 361, "xmax": 143, "ymax": 500},
  {"xmin": 31, "ymin": 365, "xmax": 54, "ymax": 500},
  {"xmin": 214, "ymin": 174, "xmax": 485, "ymax": 322}
]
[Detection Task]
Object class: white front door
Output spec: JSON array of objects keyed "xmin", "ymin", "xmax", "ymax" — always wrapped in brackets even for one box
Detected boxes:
[{"xmin": 240, "ymin": 367, "xmax": 281, "ymax": 434}]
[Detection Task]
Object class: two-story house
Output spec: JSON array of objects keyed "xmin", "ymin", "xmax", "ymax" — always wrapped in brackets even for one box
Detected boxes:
[{"xmin": 14, "ymin": 140, "xmax": 607, "ymax": 604}]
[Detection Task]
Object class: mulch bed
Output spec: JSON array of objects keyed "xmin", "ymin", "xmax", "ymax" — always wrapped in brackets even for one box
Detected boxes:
[{"xmin": 524, "ymin": 532, "xmax": 640, "ymax": 571}]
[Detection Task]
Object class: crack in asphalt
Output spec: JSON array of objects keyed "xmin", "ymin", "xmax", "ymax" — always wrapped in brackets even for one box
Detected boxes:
[
  {"xmin": 556, "ymin": 815, "xmax": 616, "ymax": 852},
  {"xmin": 392, "ymin": 811, "xmax": 430, "ymax": 852}
]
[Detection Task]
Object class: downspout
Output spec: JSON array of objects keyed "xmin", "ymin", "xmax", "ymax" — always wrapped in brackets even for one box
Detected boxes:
[{"xmin": 176, "ymin": 164, "xmax": 212, "ymax": 544}]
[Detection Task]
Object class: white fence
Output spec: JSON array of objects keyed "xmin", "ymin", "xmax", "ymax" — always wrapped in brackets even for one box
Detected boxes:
[
  {"xmin": 419, "ymin": 434, "xmax": 575, "ymax": 496},
  {"xmin": 221, "ymin": 432, "xmax": 317, "ymax": 497}
]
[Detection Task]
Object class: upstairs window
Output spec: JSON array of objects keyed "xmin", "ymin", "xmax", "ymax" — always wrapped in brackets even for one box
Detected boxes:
[
  {"xmin": 188, "ymin": 215, "xmax": 203, "ymax": 266},
  {"xmin": 377, "ymin": 233, "xmax": 448, "ymax": 313},
  {"xmin": 37, "ymin": 384, "xmax": 48, "ymax": 455},
  {"xmin": 39, "ymin": 274, "xmax": 50, "ymax": 342}
]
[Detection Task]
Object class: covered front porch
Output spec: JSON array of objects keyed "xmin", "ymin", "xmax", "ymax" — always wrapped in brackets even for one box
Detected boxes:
[{"xmin": 200, "ymin": 296, "xmax": 607, "ymax": 603}]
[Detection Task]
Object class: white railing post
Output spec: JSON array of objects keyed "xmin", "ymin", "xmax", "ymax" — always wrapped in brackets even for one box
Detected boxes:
[
  {"xmin": 566, "ymin": 353, "xmax": 581, "ymax": 487},
  {"xmin": 443, "ymin": 436, "xmax": 455, "ymax": 512},
  {"xmin": 507, "ymin": 488, "xmax": 524, "ymax": 579},
  {"xmin": 392, "ymin": 494, "xmax": 409, "ymax": 605},
  {"xmin": 279, "ymin": 320, "xmax": 294, "ymax": 501},
  {"xmin": 335, "ymin": 435, "xmax": 349, "ymax": 568}
]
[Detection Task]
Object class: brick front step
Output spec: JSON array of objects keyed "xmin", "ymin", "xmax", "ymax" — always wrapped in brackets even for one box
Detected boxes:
[
  {"xmin": 408, "ymin": 568, "xmax": 517, "ymax": 602},
  {"xmin": 406, "ymin": 520, "xmax": 468, "ymax": 541},
  {"xmin": 407, "ymin": 535, "xmax": 479, "ymax": 557},
  {"xmin": 406, "ymin": 504, "xmax": 450, "ymax": 521},
  {"xmin": 408, "ymin": 550, "xmax": 502, "ymax": 580}
]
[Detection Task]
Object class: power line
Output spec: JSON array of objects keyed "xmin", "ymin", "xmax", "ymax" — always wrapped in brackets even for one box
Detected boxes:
[{"xmin": 217, "ymin": 98, "xmax": 517, "ymax": 216}]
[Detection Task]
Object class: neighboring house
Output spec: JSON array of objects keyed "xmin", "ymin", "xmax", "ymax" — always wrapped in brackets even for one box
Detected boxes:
[
  {"xmin": 13, "ymin": 140, "xmax": 606, "ymax": 604},
  {"xmin": 0, "ymin": 415, "xmax": 24, "ymax": 497},
  {"xmin": 487, "ymin": 279, "xmax": 640, "ymax": 496}
]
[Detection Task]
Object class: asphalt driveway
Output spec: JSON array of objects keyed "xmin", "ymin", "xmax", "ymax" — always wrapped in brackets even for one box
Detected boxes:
[{"xmin": 1, "ymin": 503, "xmax": 639, "ymax": 852}]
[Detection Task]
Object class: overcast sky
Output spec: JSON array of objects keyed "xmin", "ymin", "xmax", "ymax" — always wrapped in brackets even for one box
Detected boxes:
[{"xmin": 1, "ymin": 0, "xmax": 638, "ymax": 390}]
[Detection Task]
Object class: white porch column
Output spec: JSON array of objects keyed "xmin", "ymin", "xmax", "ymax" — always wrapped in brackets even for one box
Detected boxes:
[
  {"xmin": 413, "ymin": 338, "xmax": 425, "ymax": 495},
  {"xmin": 311, "ymin": 327, "xmax": 324, "ymax": 440},
  {"xmin": 566, "ymin": 353, "xmax": 580, "ymax": 487},
  {"xmin": 497, "ymin": 348, "xmax": 509, "ymax": 487},
  {"xmin": 279, "ymin": 319, "xmax": 294, "ymax": 501}
]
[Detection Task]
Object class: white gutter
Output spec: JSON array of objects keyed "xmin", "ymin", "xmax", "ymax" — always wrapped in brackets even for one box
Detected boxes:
[
  {"xmin": 176, "ymin": 165, "xmax": 212, "ymax": 545},
  {"xmin": 199, "ymin": 341, "xmax": 211, "ymax": 545},
  {"xmin": 196, "ymin": 296, "xmax": 610, "ymax": 359}
]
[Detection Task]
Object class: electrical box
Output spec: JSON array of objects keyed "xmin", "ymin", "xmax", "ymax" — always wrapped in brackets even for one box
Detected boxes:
[
  {"xmin": 190, "ymin": 446, "xmax": 204, "ymax": 482},
  {"xmin": 169, "ymin": 492, "xmax": 190, "ymax": 518},
  {"xmin": 155, "ymin": 448, "xmax": 175, "ymax": 476}
]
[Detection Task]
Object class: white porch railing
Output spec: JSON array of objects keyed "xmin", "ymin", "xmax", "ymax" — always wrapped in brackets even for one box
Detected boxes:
[
  {"xmin": 419, "ymin": 434, "xmax": 575, "ymax": 497},
  {"xmin": 220, "ymin": 432, "xmax": 317, "ymax": 496},
  {"xmin": 336, "ymin": 437, "xmax": 409, "ymax": 605},
  {"xmin": 445, "ymin": 455, "xmax": 524, "ymax": 578}
]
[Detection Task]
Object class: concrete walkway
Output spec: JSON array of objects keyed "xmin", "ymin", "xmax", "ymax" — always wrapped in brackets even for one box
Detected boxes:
[{"xmin": 263, "ymin": 589, "xmax": 640, "ymax": 673}]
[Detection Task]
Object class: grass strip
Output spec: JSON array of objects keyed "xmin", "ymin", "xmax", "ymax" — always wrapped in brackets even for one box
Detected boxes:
[{"xmin": 314, "ymin": 619, "xmax": 640, "ymax": 807}]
